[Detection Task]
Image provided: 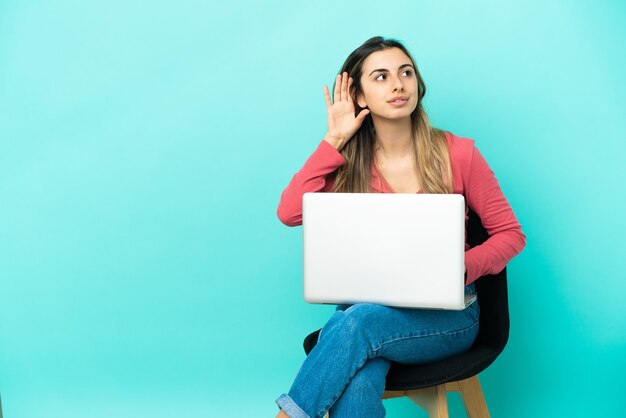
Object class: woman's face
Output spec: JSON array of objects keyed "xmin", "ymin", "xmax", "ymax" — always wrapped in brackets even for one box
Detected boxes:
[{"xmin": 356, "ymin": 47, "xmax": 419, "ymax": 120}]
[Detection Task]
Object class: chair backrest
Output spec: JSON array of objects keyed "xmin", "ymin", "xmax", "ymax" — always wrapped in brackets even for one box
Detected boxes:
[{"xmin": 466, "ymin": 209, "xmax": 510, "ymax": 350}]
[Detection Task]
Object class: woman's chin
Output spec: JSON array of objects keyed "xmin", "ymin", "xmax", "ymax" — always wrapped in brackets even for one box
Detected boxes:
[{"xmin": 373, "ymin": 112, "xmax": 413, "ymax": 122}]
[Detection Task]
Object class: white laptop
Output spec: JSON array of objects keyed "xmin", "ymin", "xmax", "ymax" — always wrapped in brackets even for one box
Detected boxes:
[{"xmin": 302, "ymin": 193, "xmax": 476, "ymax": 310}]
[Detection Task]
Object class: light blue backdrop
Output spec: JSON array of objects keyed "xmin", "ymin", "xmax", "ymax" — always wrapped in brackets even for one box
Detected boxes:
[{"xmin": 1, "ymin": 0, "xmax": 624, "ymax": 417}]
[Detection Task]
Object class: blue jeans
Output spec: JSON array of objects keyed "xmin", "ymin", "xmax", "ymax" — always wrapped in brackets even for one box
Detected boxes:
[{"xmin": 275, "ymin": 284, "xmax": 479, "ymax": 418}]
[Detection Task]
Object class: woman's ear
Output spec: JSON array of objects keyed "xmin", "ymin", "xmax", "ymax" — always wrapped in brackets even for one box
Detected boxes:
[{"xmin": 357, "ymin": 93, "xmax": 367, "ymax": 109}]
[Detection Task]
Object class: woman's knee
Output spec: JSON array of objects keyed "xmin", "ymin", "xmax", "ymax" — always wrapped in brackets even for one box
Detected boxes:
[
  {"xmin": 320, "ymin": 303, "xmax": 393, "ymax": 346},
  {"xmin": 342, "ymin": 303, "xmax": 393, "ymax": 335}
]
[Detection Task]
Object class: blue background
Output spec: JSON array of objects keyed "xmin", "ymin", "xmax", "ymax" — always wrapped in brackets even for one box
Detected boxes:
[{"xmin": 1, "ymin": 0, "xmax": 624, "ymax": 416}]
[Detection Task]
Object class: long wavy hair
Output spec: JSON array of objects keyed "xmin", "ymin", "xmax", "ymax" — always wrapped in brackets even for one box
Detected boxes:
[{"xmin": 331, "ymin": 36, "xmax": 452, "ymax": 194}]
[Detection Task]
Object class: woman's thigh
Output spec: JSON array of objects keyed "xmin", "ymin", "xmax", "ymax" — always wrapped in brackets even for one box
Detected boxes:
[{"xmin": 335, "ymin": 302, "xmax": 479, "ymax": 365}]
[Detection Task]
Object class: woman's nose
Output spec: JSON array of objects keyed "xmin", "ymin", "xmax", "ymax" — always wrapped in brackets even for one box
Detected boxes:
[{"xmin": 392, "ymin": 76, "xmax": 405, "ymax": 91}]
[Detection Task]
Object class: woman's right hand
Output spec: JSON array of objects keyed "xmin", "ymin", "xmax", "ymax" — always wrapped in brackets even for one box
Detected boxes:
[{"xmin": 323, "ymin": 71, "xmax": 370, "ymax": 151}]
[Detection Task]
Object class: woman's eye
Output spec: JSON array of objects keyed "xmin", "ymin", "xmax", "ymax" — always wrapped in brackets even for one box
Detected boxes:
[{"xmin": 375, "ymin": 71, "xmax": 412, "ymax": 81}]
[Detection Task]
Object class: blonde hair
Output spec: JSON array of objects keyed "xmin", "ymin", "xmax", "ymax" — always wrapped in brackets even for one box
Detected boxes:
[{"xmin": 331, "ymin": 37, "xmax": 452, "ymax": 194}]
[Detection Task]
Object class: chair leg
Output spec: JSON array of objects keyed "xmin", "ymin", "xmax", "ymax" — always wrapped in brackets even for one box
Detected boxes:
[
  {"xmin": 457, "ymin": 376, "xmax": 490, "ymax": 418},
  {"xmin": 406, "ymin": 384, "xmax": 449, "ymax": 418}
]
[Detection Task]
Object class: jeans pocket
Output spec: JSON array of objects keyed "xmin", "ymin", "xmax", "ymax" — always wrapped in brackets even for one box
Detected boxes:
[{"xmin": 466, "ymin": 300, "xmax": 480, "ymax": 323}]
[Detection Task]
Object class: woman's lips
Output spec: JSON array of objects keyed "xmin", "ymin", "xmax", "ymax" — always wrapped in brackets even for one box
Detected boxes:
[{"xmin": 388, "ymin": 98, "xmax": 408, "ymax": 107}]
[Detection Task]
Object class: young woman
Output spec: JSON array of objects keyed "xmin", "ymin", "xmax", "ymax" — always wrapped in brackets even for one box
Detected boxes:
[{"xmin": 274, "ymin": 36, "xmax": 526, "ymax": 418}]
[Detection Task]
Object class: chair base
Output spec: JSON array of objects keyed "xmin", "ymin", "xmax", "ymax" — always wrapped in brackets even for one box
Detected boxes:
[{"xmin": 382, "ymin": 375, "xmax": 490, "ymax": 418}]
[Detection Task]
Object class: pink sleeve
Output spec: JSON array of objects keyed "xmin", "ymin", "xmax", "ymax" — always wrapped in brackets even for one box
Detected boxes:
[
  {"xmin": 277, "ymin": 140, "xmax": 346, "ymax": 226},
  {"xmin": 463, "ymin": 145, "xmax": 526, "ymax": 285}
]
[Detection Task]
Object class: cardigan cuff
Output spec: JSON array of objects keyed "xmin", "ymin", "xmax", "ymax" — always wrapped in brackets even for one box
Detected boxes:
[
  {"xmin": 464, "ymin": 253, "xmax": 479, "ymax": 285},
  {"xmin": 316, "ymin": 140, "xmax": 347, "ymax": 166}
]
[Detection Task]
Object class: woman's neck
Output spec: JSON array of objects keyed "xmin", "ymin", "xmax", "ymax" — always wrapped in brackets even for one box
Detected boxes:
[{"xmin": 372, "ymin": 116, "xmax": 414, "ymax": 159}]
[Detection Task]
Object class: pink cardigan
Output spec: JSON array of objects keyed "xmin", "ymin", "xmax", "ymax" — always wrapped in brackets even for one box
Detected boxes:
[{"xmin": 277, "ymin": 131, "xmax": 526, "ymax": 285}]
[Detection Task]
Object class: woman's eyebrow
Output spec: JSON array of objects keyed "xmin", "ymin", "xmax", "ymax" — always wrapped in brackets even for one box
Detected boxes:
[{"xmin": 368, "ymin": 64, "xmax": 414, "ymax": 76}]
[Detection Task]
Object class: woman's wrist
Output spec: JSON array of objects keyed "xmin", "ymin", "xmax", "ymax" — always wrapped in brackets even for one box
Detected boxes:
[{"xmin": 323, "ymin": 133, "xmax": 346, "ymax": 151}]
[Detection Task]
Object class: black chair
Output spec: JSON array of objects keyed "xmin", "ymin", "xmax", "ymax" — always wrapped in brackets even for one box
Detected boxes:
[{"xmin": 303, "ymin": 209, "xmax": 509, "ymax": 417}]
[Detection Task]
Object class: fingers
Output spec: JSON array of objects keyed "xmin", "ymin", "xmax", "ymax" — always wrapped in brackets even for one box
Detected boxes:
[
  {"xmin": 333, "ymin": 73, "xmax": 341, "ymax": 104},
  {"xmin": 341, "ymin": 71, "xmax": 348, "ymax": 101},
  {"xmin": 329, "ymin": 72, "xmax": 354, "ymax": 106},
  {"xmin": 323, "ymin": 85, "xmax": 332, "ymax": 108},
  {"xmin": 356, "ymin": 108, "xmax": 370, "ymax": 124}
]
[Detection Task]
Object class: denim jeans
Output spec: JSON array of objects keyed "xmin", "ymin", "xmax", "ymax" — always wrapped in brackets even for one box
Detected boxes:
[{"xmin": 275, "ymin": 284, "xmax": 479, "ymax": 418}]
